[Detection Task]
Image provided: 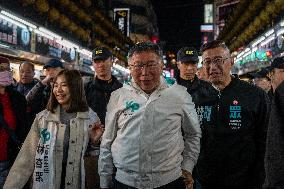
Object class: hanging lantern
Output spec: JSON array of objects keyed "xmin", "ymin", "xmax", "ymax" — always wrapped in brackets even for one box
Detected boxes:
[
  {"xmin": 60, "ymin": 14, "xmax": 71, "ymax": 28},
  {"xmin": 58, "ymin": 0, "xmax": 70, "ymax": 7},
  {"xmin": 77, "ymin": 10, "xmax": 85, "ymax": 20},
  {"xmin": 68, "ymin": 21, "xmax": 78, "ymax": 32},
  {"xmin": 69, "ymin": 2, "xmax": 79, "ymax": 13},
  {"xmin": 80, "ymin": 0, "xmax": 91, "ymax": 8},
  {"xmin": 35, "ymin": 0, "xmax": 49, "ymax": 13},
  {"xmin": 81, "ymin": 30, "xmax": 90, "ymax": 42},
  {"xmin": 85, "ymin": 15, "xmax": 92, "ymax": 24},
  {"xmin": 48, "ymin": 7, "xmax": 60, "ymax": 22},
  {"xmin": 75, "ymin": 27, "xmax": 85, "ymax": 38},
  {"xmin": 22, "ymin": 0, "xmax": 35, "ymax": 6}
]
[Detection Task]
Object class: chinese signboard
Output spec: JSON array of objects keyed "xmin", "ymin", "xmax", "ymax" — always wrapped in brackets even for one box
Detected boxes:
[{"xmin": 114, "ymin": 8, "xmax": 130, "ymax": 37}]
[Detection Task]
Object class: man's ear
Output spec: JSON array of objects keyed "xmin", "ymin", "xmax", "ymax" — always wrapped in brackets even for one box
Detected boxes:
[
  {"xmin": 230, "ymin": 57, "xmax": 234, "ymax": 66},
  {"xmin": 177, "ymin": 62, "xmax": 181, "ymax": 69}
]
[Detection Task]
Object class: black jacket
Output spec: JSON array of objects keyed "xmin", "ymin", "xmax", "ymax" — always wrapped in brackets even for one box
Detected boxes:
[
  {"xmin": 0, "ymin": 86, "xmax": 29, "ymax": 160},
  {"xmin": 15, "ymin": 79, "xmax": 38, "ymax": 96},
  {"xmin": 84, "ymin": 76, "xmax": 122, "ymax": 124},
  {"xmin": 195, "ymin": 77, "xmax": 270, "ymax": 189},
  {"xmin": 26, "ymin": 82, "xmax": 51, "ymax": 115},
  {"xmin": 176, "ymin": 75, "xmax": 216, "ymax": 106},
  {"xmin": 264, "ymin": 81, "xmax": 284, "ymax": 189}
]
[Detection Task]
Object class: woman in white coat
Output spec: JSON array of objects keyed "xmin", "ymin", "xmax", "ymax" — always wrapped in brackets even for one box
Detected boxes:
[{"xmin": 4, "ymin": 69, "xmax": 104, "ymax": 189}]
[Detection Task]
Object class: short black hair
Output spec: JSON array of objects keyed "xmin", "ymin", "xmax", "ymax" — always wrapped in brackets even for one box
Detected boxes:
[
  {"xmin": 19, "ymin": 61, "xmax": 35, "ymax": 72},
  {"xmin": 128, "ymin": 42, "xmax": 163, "ymax": 59},
  {"xmin": 200, "ymin": 40, "xmax": 230, "ymax": 54}
]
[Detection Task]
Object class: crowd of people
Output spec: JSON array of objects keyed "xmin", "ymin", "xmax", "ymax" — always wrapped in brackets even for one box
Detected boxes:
[{"xmin": 0, "ymin": 40, "xmax": 283, "ymax": 189}]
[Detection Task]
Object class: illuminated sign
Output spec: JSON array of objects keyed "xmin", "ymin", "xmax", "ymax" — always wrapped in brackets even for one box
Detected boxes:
[
  {"xmin": 114, "ymin": 8, "xmax": 130, "ymax": 36},
  {"xmin": 200, "ymin": 25, "xmax": 213, "ymax": 32},
  {"xmin": 35, "ymin": 34, "xmax": 76, "ymax": 62},
  {"xmin": 204, "ymin": 4, "xmax": 213, "ymax": 23},
  {"xmin": 0, "ymin": 17, "xmax": 30, "ymax": 51},
  {"xmin": 237, "ymin": 50, "xmax": 271, "ymax": 65}
]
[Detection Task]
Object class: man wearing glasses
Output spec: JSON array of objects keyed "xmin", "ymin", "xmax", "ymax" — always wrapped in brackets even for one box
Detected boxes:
[
  {"xmin": 194, "ymin": 40, "xmax": 270, "ymax": 189},
  {"xmin": 0, "ymin": 56, "xmax": 28, "ymax": 188},
  {"xmin": 99, "ymin": 42, "xmax": 201, "ymax": 189}
]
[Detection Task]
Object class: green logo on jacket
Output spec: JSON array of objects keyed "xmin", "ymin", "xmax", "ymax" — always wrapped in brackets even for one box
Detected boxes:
[
  {"xmin": 40, "ymin": 128, "xmax": 51, "ymax": 144},
  {"xmin": 126, "ymin": 101, "xmax": 140, "ymax": 112}
]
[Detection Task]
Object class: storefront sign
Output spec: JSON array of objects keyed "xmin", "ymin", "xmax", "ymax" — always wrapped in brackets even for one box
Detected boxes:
[
  {"xmin": 0, "ymin": 17, "xmax": 31, "ymax": 51},
  {"xmin": 35, "ymin": 34, "xmax": 76, "ymax": 62}
]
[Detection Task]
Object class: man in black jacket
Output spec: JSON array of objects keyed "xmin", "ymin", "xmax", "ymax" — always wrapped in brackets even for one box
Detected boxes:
[
  {"xmin": 84, "ymin": 47, "xmax": 122, "ymax": 124},
  {"xmin": 15, "ymin": 61, "xmax": 38, "ymax": 96},
  {"xmin": 176, "ymin": 46, "xmax": 216, "ymax": 107},
  {"xmin": 84, "ymin": 47, "xmax": 122, "ymax": 189},
  {"xmin": 263, "ymin": 58, "xmax": 284, "ymax": 189},
  {"xmin": 195, "ymin": 40, "xmax": 270, "ymax": 189},
  {"xmin": 26, "ymin": 59, "xmax": 64, "ymax": 115},
  {"xmin": 0, "ymin": 56, "xmax": 28, "ymax": 188}
]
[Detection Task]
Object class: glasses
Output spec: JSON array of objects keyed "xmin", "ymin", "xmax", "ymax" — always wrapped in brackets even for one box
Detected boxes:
[
  {"xmin": 202, "ymin": 57, "xmax": 230, "ymax": 68},
  {"xmin": 129, "ymin": 61, "xmax": 160, "ymax": 71}
]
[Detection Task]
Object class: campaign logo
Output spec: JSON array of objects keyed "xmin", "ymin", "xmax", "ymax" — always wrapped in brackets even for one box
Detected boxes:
[
  {"xmin": 40, "ymin": 128, "xmax": 51, "ymax": 144},
  {"xmin": 229, "ymin": 100, "xmax": 242, "ymax": 129},
  {"xmin": 126, "ymin": 101, "xmax": 140, "ymax": 112},
  {"xmin": 123, "ymin": 100, "xmax": 140, "ymax": 118}
]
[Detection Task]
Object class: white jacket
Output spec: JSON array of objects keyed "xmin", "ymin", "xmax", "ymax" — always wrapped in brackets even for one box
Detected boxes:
[
  {"xmin": 99, "ymin": 79, "xmax": 201, "ymax": 189},
  {"xmin": 4, "ymin": 106, "xmax": 99, "ymax": 189}
]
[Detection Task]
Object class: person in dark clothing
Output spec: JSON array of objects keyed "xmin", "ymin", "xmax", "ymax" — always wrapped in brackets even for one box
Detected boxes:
[
  {"xmin": 84, "ymin": 47, "xmax": 122, "ymax": 189},
  {"xmin": 176, "ymin": 46, "xmax": 216, "ymax": 106},
  {"xmin": 0, "ymin": 56, "xmax": 28, "ymax": 188},
  {"xmin": 84, "ymin": 47, "xmax": 122, "ymax": 124},
  {"xmin": 15, "ymin": 62, "xmax": 39, "ymax": 128},
  {"xmin": 250, "ymin": 67, "xmax": 271, "ymax": 93},
  {"xmin": 26, "ymin": 58, "xmax": 64, "ymax": 115},
  {"xmin": 15, "ymin": 62, "xmax": 38, "ymax": 96},
  {"xmin": 195, "ymin": 40, "xmax": 270, "ymax": 189},
  {"xmin": 267, "ymin": 57, "xmax": 284, "ymax": 95},
  {"xmin": 263, "ymin": 81, "xmax": 284, "ymax": 189}
]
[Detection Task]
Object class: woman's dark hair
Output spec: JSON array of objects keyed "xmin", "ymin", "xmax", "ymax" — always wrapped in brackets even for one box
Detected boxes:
[{"xmin": 47, "ymin": 69, "xmax": 89, "ymax": 113}]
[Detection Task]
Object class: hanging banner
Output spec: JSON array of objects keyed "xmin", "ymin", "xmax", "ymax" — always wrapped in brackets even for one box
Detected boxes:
[{"xmin": 113, "ymin": 8, "xmax": 130, "ymax": 37}]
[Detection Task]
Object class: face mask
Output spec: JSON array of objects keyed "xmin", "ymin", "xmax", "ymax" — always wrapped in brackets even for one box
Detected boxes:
[{"xmin": 0, "ymin": 71, "xmax": 13, "ymax": 86}]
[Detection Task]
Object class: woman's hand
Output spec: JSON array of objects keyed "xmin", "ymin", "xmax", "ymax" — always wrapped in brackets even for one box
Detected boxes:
[{"xmin": 89, "ymin": 122, "xmax": 105, "ymax": 144}]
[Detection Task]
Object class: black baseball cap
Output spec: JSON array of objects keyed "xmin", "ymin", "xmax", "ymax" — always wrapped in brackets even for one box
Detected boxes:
[
  {"xmin": 250, "ymin": 67, "xmax": 269, "ymax": 79},
  {"xmin": 43, "ymin": 59, "xmax": 64, "ymax": 69},
  {"xmin": 177, "ymin": 47, "xmax": 199, "ymax": 63},
  {"xmin": 92, "ymin": 47, "xmax": 112, "ymax": 61},
  {"xmin": 267, "ymin": 57, "xmax": 284, "ymax": 71}
]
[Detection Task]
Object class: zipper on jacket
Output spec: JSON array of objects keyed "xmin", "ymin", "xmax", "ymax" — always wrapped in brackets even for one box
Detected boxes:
[
  {"xmin": 216, "ymin": 90, "xmax": 221, "ymax": 128},
  {"xmin": 217, "ymin": 90, "xmax": 221, "ymax": 111}
]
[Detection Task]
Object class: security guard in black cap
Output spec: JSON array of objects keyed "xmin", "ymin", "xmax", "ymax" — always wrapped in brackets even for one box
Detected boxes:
[
  {"xmin": 176, "ymin": 47, "xmax": 215, "ymax": 106},
  {"xmin": 267, "ymin": 57, "xmax": 284, "ymax": 93},
  {"xmin": 250, "ymin": 67, "xmax": 271, "ymax": 93},
  {"xmin": 84, "ymin": 47, "xmax": 122, "ymax": 189}
]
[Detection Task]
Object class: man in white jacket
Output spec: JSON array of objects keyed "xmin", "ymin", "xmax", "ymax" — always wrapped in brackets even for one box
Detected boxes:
[{"xmin": 99, "ymin": 42, "xmax": 201, "ymax": 189}]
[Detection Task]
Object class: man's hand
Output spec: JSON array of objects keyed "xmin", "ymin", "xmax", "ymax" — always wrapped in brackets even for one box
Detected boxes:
[
  {"xmin": 41, "ymin": 74, "xmax": 52, "ymax": 85},
  {"xmin": 182, "ymin": 169, "xmax": 194, "ymax": 189},
  {"xmin": 89, "ymin": 122, "xmax": 104, "ymax": 144}
]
